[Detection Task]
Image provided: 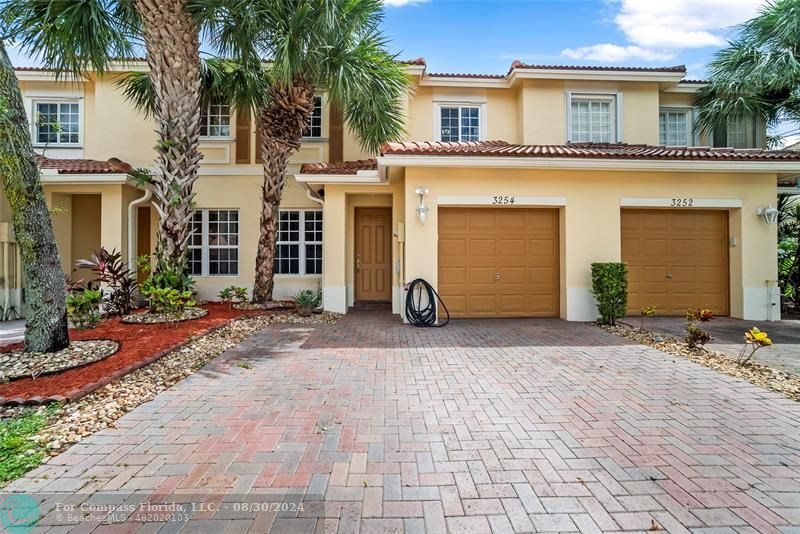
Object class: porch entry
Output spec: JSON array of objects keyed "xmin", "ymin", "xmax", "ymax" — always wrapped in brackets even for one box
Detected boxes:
[{"xmin": 355, "ymin": 207, "xmax": 392, "ymax": 302}]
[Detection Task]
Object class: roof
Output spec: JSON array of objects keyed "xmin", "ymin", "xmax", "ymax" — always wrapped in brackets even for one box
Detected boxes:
[
  {"xmin": 510, "ymin": 61, "xmax": 686, "ymax": 74},
  {"xmin": 300, "ymin": 159, "xmax": 377, "ymax": 175},
  {"xmin": 37, "ymin": 156, "xmax": 133, "ymax": 174},
  {"xmin": 379, "ymin": 141, "xmax": 800, "ymax": 162}
]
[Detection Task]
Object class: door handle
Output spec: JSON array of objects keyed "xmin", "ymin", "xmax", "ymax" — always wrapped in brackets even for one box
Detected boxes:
[
  {"xmin": 495, "ymin": 272, "xmax": 501, "ymax": 281},
  {"xmin": 356, "ymin": 255, "xmax": 361, "ymax": 272},
  {"xmin": 666, "ymin": 271, "xmax": 673, "ymax": 279}
]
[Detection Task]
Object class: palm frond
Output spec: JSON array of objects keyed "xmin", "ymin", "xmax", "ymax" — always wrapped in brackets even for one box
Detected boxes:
[{"xmin": 1, "ymin": 0, "xmax": 137, "ymax": 78}]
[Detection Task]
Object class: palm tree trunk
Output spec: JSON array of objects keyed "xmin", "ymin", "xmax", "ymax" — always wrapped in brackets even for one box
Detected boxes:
[
  {"xmin": 252, "ymin": 83, "xmax": 316, "ymax": 303},
  {"xmin": 0, "ymin": 43, "xmax": 69, "ymax": 352},
  {"xmin": 135, "ymin": 0, "xmax": 202, "ymax": 274}
]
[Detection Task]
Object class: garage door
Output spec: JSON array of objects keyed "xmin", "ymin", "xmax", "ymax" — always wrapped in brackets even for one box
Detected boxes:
[
  {"xmin": 438, "ymin": 208, "xmax": 559, "ymax": 318},
  {"xmin": 622, "ymin": 209, "xmax": 729, "ymax": 316}
]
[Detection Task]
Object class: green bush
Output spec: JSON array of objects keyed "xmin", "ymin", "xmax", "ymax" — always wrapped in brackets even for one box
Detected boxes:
[
  {"xmin": 293, "ymin": 289, "xmax": 321, "ymax": 316},
  {"xmin": 140, "ymin": 287, "xmax": 196, "ymax": 318},
  {"xmin": 218, "ymin": 286, "xmax": 248, "ymax": 308},
  {"xmin": 66, "ymin": 289, "xmax": 102, "ymax": 329},
  {"xmin": 591, "ymin": 262, "xmax": 628, "ymax": 325}
]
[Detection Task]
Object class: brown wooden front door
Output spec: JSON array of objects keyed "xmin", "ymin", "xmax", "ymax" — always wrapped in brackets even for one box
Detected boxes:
[{"xmin": 355, "ymin": 208, "xmax": 392, "ymax": 302}]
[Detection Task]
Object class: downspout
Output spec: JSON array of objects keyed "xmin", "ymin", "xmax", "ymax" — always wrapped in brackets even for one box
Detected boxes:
[{"xmin": 127, "ymin": 187, "xmax": 152, "ymax": 274}]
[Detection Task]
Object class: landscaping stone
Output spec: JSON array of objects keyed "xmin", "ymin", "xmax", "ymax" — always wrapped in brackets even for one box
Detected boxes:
[
  {"xmin": 121, "ymin": 307, "xmax": 208, "ymax": 324},
  {"xmin": 600, "ymin": 323, "xmax": 800, "ymax": 402},
  {"xmin": 0, "ymin": 340, "xmax": 119, "ymax": 381}
]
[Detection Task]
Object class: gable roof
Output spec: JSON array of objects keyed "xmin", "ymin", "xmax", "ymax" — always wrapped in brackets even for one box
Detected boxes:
[{"xmin": 300, "ymin": 159, "xmax": 378, "ymax": 175}]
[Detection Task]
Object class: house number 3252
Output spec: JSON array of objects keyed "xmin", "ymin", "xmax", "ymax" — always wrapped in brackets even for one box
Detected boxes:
[
  {"xmin": 671, "ymin": 198, "xmax": 694, "ymax": 207},
  {"xmin": 492, "ymin": 196, "xmax": 515, "ymax": 205}
]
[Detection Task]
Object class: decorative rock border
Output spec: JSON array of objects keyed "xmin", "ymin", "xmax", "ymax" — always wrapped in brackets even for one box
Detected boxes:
[
  {"xmin": 121, "ymin": 307, "xmax": 208, "ymax": 324},
  {"xmin": 600, "ymin": 323, "xmax": 800, "ymax": 402},
  {"xmin": 0, "ymin": 340, "xmax": 119, "ymax": 382}
]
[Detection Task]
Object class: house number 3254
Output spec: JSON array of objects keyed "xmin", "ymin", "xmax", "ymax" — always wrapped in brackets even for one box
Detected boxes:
[
  {"xmin": 492, "ymin": 196, "xmax": 515, "ymax": 205},
  {"xmin": 670, "ymin": 198, "xmax": 694, "ymax": 207}
]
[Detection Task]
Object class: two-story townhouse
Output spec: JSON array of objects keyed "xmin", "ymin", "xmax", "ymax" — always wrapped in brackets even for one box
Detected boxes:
[{"xmin": 3, "ymin": 58, "xmax": 799, "ymax": 322}]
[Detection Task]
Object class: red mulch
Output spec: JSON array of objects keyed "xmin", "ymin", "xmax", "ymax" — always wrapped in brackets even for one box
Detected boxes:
[{"xmin": 0, "ymin": 303, "xmax": 258, "ymax": 405}]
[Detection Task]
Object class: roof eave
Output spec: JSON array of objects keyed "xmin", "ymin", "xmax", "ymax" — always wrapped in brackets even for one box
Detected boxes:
[
  {"xmin": 40, "ymin": 172, "xmax": 131, "ymax": 185},
  {"xmin": 294, "ymin": 169, "xmax": 385, "ymax": 185}
]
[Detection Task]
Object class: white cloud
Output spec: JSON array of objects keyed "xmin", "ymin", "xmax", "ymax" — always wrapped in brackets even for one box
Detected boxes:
[
  {"xmin": 382, "ymin": 0, "xmax": 428, "ymax": 6},
  {"xmin": 560, "ymin": 0, "xmax": 765, "ymax": 63},
  {"xmin": 562, "ymin": 44, "xmax": 673, "ymax": 62}
]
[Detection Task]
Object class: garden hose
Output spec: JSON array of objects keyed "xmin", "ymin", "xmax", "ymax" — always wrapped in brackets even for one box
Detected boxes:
[{"xmin": 404, "ymin": 278, "xmax": 450, "ymax": 327}]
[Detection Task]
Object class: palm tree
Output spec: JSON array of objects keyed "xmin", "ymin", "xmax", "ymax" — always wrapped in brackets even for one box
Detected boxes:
[
  {"xmin": 204, "ymin": 0, "xmax": 409, "ymax": 302},
  {"xmin": 694, "ymin": 0, "xmax": 800, "ymax": 147},
  {"xmin": 0, "ymin": 42, "xmax": 68, "ymax": 352},
  {"xmin": 2, "ymin": 0, "xmax": 205, "ymax": 277}
]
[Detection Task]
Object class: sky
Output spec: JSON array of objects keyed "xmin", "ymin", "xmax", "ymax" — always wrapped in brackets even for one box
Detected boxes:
[{"xmin": 9, "ymin": 0, "xmax": 797, "ymax": 144}]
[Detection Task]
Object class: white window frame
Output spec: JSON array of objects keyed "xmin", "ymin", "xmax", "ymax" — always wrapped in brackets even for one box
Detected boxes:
[
  {"xmin": 188, "ymin": 209, "xmax": 240, "ymax": 277},
  {"xmin": 200, "ymin": 102, "xmax": 232, "ymax": 139},
  {"xmin": 726, "ymin": 115, "xmax": 752, "ymax": 148},
  {"xmin": 275, "ymin": 209, "xmax": 323, "ymax": 277},
  {"xmin": 302, "ymin": 96, "xmax": 324, "ymax": 140},
  {"xmin": 32, "ymin": 99, "xmax": 82, "ymax": 147},
  {"xmin": 659, "ymin": 107, "xmax": 694, "ymax": 146},
  {"xmin": 434, "ymin": 101, "xmax": 487, "ymax": 142},
  {"xmin": 566, "ymin": 92, "xmax": 621, "ymax": 144}
]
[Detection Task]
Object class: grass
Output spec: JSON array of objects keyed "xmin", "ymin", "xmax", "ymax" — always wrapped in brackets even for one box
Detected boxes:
[{"xmin": 0, "ymin": 403, "xmax": 60, "ymax": 486}]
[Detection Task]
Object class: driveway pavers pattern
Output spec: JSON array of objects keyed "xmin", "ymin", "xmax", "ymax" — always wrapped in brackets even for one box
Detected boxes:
[{"xmin": 7, "ymin": 309, "xmax": 800, "ymax": 533}]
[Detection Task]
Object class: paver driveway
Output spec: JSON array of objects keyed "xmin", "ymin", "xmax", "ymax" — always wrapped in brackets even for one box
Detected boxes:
[{"xmin": 7, "ymin": 309, "xmax": 800, "ymax": 533}]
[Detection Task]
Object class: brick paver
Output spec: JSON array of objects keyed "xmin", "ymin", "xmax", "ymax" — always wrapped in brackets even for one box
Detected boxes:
[{"xmin": 7, "ymin": 309, "xmax": 800, "ymax": 533}]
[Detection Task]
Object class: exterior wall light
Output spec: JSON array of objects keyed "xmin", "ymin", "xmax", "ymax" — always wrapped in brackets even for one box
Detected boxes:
[
  {"xmin": 757, "ymin": 206, "xmax": 779, "ymax": 225},
  {"xmin": 415, "ymin": 187, "xmax": 429, "ymax": 225}
]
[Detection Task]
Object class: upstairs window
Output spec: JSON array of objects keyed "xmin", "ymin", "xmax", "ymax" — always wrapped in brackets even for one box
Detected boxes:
[
  {"xmin": 275, "ymin": 210, "xmax": 323, "ymax": 275},
  {"xmin": 303, "ymin": 97, "xmax": 323, "ymax": 138},
  {"xmin": 200, "ymin": 102, "xmax": 231, "ymax": 137},
  {"xmin": 34, "ymin": 101, "xmax": 80, "ymax": 145},
  {"xmin": 439, "ymin": 105, "xmax": 480, "ymax": 142},
  {"xmin": 569, "ymin": 94, "xmax": 616, "ymax": 143},
  {"xmin": 659, "ymin": 109, "xmax": 691, "ymax": 146},
  {"xmin": 712, "ymin": 115, "xmax": 758, "ymax": 148},
  {"xmin": 187, "ymin": 209, "xmax": 239, "ymax": 276}
]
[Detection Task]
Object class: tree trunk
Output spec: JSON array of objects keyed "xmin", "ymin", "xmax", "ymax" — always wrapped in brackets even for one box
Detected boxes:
[
  {"xmin": 0, "ymin": 43, "xmax": 69, "ymax": 352},
  {"xmin": 252, "ymin": 82, "xmax": 316, "ymax": 303},
  {"xmin": 135, "ymin": 0, "xmax": 202, "ymax": 275}
]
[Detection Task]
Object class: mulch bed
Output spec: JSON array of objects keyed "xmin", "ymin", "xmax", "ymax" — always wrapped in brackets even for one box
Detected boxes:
[{"xmin": 0, "ymin": 303, "xmax": 258, "ymax": 405}]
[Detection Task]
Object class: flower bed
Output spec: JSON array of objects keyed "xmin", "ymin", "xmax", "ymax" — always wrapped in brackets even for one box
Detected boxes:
[
  {"xmin": 0, "ymin": 303, "xmax": 255, "ymax": 405},
  {"xmin": 121, "ymin": 307, "xmax": 208, "ymax": 324},
  {"xmin": 600, "ymin": 323, "xmax": 800, "ymax": 402},
  {"xmin": 0, "ymin": 340, "xmax": 119, "ymax": 381}
]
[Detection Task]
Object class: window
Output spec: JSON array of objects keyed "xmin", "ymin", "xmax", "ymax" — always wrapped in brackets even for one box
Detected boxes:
[
  {"xmin": 303, "ymin": 97, "xmax": 323, "ymax": 138},
  {"xmin": 439, "ymin": 106, "xmax": 480, "ymax": 142},
  {"xmin": 659, "ymin": 109, "xmax": 691, "ymax": 146},
  {"xmin": 200, "ymin": 102, "xmax": 231, "ymax": 137},
  {"xmin": 34, "ymin": 101, "xmax": 80, "ymax": 145},
  {"xmin": 726, "ymin": 116, "xmax": 749, "ymax": 148},
  {"xmin": 187, "ymin": 209, "xmax": 239, "ymax": 276},
  {"xmin": 275, "ymin": 210, "xmax": 323, "ymax": 275},
  {"xmin": 569, "ymin": 95, "xmax": 616, "ymax": 143}
]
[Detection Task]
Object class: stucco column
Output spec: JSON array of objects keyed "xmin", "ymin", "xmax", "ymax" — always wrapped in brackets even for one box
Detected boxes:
[
  {"xmin": 100, "ymin": 186, "xmax": 124, "ymax": 255},
  {"xmin": 738, "ymin": 187, "xmax": 780, "ymax": 320},
  {"xmin": 563, "ymin": 193, "xmax": 621, "ymax": 321},
  {"xmin": 322, "ymin": 187, "xmax": 347, "ymax": 313}
]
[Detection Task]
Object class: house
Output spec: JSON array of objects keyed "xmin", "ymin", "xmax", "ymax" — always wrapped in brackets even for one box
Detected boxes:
[{"xmin": 3, "ymin": 59, "xmax": 799, "ymax": 322}]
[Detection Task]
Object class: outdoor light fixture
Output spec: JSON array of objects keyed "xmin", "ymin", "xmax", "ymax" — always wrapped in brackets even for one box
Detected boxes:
[
  {"xmin": 415, "ymin": 187, "xmax": 429, "ymax": 225},
  {"xmin": 757, "ymin": 206, "xmax": 779, "ymax": 225}
]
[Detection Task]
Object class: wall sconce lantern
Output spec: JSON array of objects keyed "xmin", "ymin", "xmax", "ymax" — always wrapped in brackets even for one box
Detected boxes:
[
  {"xmin": 415, "ymin": 187, "xmax": 429, "ymax": 225},
  {"xmin": 757, "ymin": 206, "xmax": 779, "ymax": 225}
]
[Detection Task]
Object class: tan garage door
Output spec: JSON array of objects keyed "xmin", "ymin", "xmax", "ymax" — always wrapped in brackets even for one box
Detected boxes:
[
  {"xmin": 622, "ymin": 209, "xmax": 729, "ymax": 316},
  {"xmin": 438, "ymin": 208, "xmax": 559, "ymax": 318}
]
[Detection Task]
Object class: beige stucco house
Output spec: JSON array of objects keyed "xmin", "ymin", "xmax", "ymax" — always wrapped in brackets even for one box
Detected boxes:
[{"xmin": 3, "ymin": 59, "xmax": 800, "ymax": 322}]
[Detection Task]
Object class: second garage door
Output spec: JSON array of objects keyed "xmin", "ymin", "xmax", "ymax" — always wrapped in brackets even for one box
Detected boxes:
[
  {"xmin": 438, "ymin": 207, "xmax": 559, "ymax": 318},
  {"xmin": 622, "ymin": 209, "xmax": 729, "ymax": 315}
]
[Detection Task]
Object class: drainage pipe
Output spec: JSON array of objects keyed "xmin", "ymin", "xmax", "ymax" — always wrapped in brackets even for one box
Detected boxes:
[{"xmin": 126, "ymin": 187, "xmax": 152, "ymax": 273}]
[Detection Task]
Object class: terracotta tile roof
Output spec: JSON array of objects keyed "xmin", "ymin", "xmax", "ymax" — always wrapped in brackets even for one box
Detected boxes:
[
  {"xmin": 399, "ymin": 58, "xmax": 426, "ymax": 66},
  {"xmin": 425, "ymin": 71, "xmax": 506, "ymax": 79},
  {"xmin": 37, "ymin": 156, "xmax": 133, "ymax": 174},
  {"xmin": 679, "ymin": 79, "xmax": 708, "ymax": 84},
  {"xmin": 379, "ymin": 140, "xmax": 800, "ymax": 162},
  {"xmin": 510, "ymin": 61, "xmax": 686, "ymax": 73},
  {"xmin": 300, "ymin": 159, "xmax": 377, "ymax": 175}
]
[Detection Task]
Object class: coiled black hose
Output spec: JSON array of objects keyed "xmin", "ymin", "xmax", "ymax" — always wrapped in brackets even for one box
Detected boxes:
[{"xmin": 405, "ymin": 278, "xmax": 450, "ymax": 327}]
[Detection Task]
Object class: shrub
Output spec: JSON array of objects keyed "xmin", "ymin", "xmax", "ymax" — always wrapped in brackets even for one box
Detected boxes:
[
  {"xmin": 141, "ymin": 287, "xmax": 196, "ymax": 323},
  {"xmin": 738, "ymin": 327, "xmax": 773, "ymax": 364},
  {"xmin": 293, "ymin": 289, "xmax": 321, "ymax": 317},
  {"xmin": 66, "ymin": 289, "xmax": 102, "ymax": 329},
  {"xmin": 685, "ymin": 323, "xmax": 712, "ymax": 349},
  {"xmin": 639, "ymin": 306, "xmax": 656, "ymax": 331},
  {"xmin": 686, "ymin": 308, "xmax": 714, "ymax": 322},
  {"xmin": 218, "ymin": 286, "xmax": 248, "ymax": 309},
  {"xmin": 76, "ymin": 248, "xmax": 137, "ymax": 316},
  {"xmin": 137, "ymin": 254, "xmax": 196, "ymax": 314},
  {"xmin": 591, "ymin": 262, "xmax": 628, "ymax": 325}
]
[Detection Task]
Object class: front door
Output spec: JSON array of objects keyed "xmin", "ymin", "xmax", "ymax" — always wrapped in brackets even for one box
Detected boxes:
[{"xmin": 355, "ymin": 207, "xmax": 392, "ymax": 302}]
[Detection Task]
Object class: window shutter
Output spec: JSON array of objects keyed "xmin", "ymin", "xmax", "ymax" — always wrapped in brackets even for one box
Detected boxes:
[
  {"xmin": 235, "ymin": 108, "xmax": 252, "ymax": 164},
  {"xmin": 255, "ymin": 121, "xmax": 263, "ymax": 163},
  {"xmin": 329, "ymin": 105, "xmax": 344, "ymax": 163}
]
